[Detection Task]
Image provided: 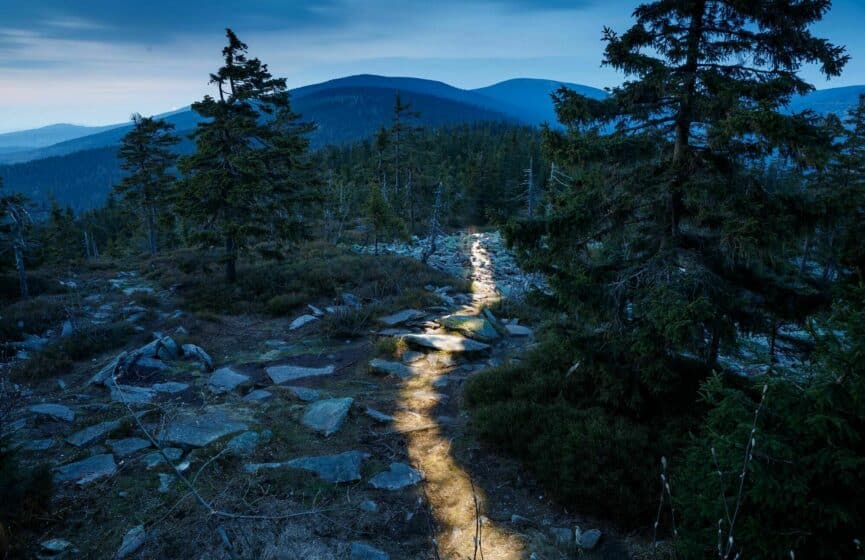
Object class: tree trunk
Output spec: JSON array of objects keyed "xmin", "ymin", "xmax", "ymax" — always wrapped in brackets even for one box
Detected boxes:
[
  {"xmin": 147, "ymin": 206, "xmax": 158, "ymax": 256},
  {"xmin": 14, "ymin": 242, "xmax": 28, "ymax": 299},
  {"xmin": 225, "ymin": 235, "xmax": 237, "ymax": 283}
]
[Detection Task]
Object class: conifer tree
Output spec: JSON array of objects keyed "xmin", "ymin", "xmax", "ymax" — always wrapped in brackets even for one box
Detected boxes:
[
  {"xmin": 0, "ymin": 178, "xmax": 32, "ymax": 299},
  {"xmin": 115, "ymin": 114, "xmax": 179, "ymax": 256},
  {"xmin": 177, "ymin": 29, "xmax": 315, "ymax": 282}
]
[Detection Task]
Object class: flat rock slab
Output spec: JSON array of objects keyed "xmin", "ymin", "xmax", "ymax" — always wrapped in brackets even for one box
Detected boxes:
[
  {"xmin": 401, "ymin": 333, "xmax": 490, "ymax": 353},
  {"xmin": 302, "ymin": 398, "xmax": 353, "ymax": 436},
  {"xmin": 66, "ymin": 420, "xmax": 121, "ymax": 447},
  {"xmin": 107, "ymin": 437, "xmax": 151, "ymax": 457},
  {"xmin": 364, "ymin": 407, "xmax": 394, "ymax": 424},
  {"xmin": 368, "ymin": 462, "xmax": 423, "ymax": 490},
  {"xmin": 378, "ymin": 309, "xmax": 425, "ymax": 326},
  {"xmin": 368, "ymin": 359, "xmax": 414, "ymax": 379},
  {"xmin": 289, "ymin": 314, "xmax": 319, "ymax": 330},
  {"xmin": 401, "ymin": 351, "xmax": 425, "ymax": 364},
  {"xmin": 110, "ymin": 384, "xmax": 156, "ymax": 405},
  {"xmin": 266, "ymin": 364, "xmax": 335, "ymax": 384},
  {"xmin": 285, "ymin": 451, "xmax": 369, "ymax": 483},
  {"xmin": 141, "ymin": 447, "xmax": 183, "ymax": 469},
  {"xmin": 161, "ymin": 411, "xmax": 248, "ymax": 447},
  {"xmin": 351, "ymin": 542, "xmax": 390, "ymax": 560},
  {"xmin": 437, "ymin": 315, "xmax": 501, "ymax": 342},
  {"xmin": 54, "ymin": 453, "xmax": 117, "ymax": 484},
  {"xmin": 152, "ymin": 381, "xmax": 190, "ymax": 394},
  {"xmin": 244, "ymin": 389, "xmax": 274, "ymax": 402},
  {"xmin": 30, "ymin": 403, "xmax": 75, "ymax": 422},
  {"xmin": 116, "ymin": 525, "xmax": 146, "ymax": 559},
  {"xmin": 506, "ymin": 324, "xmax": 533, "ymax": 337},
  {"xmin": 286, "ymin": 386, "xmax": 321, "ymax": 402},
  {"xmin": 226, "ymin": 431, "xmax": 260, "ymax": 457},
  {"xmin": 208, "ymin": 367, "xmax": 251, "ymax": 394}
]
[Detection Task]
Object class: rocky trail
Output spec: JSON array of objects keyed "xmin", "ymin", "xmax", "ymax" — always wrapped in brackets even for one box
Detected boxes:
[{"xmin": 3, "ymin": 232, "xmax": 623, "ymax": 559}]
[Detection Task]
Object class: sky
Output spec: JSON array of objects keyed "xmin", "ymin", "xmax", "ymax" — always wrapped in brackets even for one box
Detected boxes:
[{"xmin": 1, "ymin": 0, "xmax": 864, "ymax": 133}]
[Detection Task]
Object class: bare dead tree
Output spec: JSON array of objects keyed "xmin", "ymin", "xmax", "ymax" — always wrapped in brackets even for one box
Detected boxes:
[
  {"xmin": 421, "ymin": 181, "xmax": 444, "ymax": 264},
  {"xmin": 523, "ymin": 157, "xmax": 536, "ymax": 217},
  {"xmin": 2, "ymin": 197, "xmax": 33, "ymax": 299}
]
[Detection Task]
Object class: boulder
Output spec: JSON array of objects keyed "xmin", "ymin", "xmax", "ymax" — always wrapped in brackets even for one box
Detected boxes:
[
  {"xmin": 30, "ymin": 403, "xmax": 75, "ymax": 422},
  {"xmin": 208, "ymin": 367, "xmax": 251, "ymax": 394},
  {"xmin": 578, "ymin": 528, "xmax": 602, "ymax": 550},
  {"xmin": 266, "ymin": 364, "xmax": 334, "ymax": 384},
  {"xmin": 54, "ymin": 454, "xmax": 117, "ymax": 485},
  {"xmin": 182, "ymin": 344, "xmax": 214, "ymax": 371},
  {"xmin": 401, "ymin": 333, "xmax": 490, "ymax": 353},
  {"xmin": 115, "ymin": 525, "xmax": 145, "ymax": 559},
  {"xmin": 368, "ymin": 463, "xmax": 423, "ymax": 490},
  {"xmin": 301, "ymin": 398, "xmax": 353, "ymax": 436},
  {"xmin": 368, "ymin": 359, "xmax": 414, "ymax": 379}
]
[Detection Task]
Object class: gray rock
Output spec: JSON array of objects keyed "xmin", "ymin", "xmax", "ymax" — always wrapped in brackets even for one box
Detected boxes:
[
  {"xmin": 302, "ymin": 398, "xmax": 353, "ymax": 436},
  {"xmin": 266, "ymin": 364, "xmax": 335, "ymax": 384},
  {"xmin": 141, "ymin": 447, "xmax": 183, "ymax": 469},
  {"xmin": 350, "ymin": 542, "xmax": 389, "ymax": 560},
  {"xmin": 244, "ymin": 389, "xmax": 274, "ymax": 402},
  {"xmin": 116, "ymin": 525, "xmax": 146, "ymax": 559},
  {"xmin": 61, "ymin": 320, "xmax": 75, "ymax": 337},
  {"xmin": 66, "ymin": 420, "xmax": 122, "ymax": 447},
  {"xmin": 30, "ymin": 403, "xmax": 75, "ymax": 422},
  {"xmin": 378, "ymin": 309, "xmax": 424, "ymax": 326},
  {"xmin": 550, "ymin": 527, "xmax": 573, "ymax": 546},
  {"xmin": 368, "ymin": 463, "xmax": 423, "ymax": 490},
  {"xmin": 511, "ymin": 514, "xmax": 532, "ymax": 527},
  {"xmin": 400, "ymin": 351, "xmax": 425, "ymax": 363},
  {"xmin": 285, "ymin": 451, "xmax": 369, "ymax": 482},
  {"xmin": 364, "ymin": 407, "xmax": 393, "ymax": 424},
  {"xmin": 157, "ymin": 473, "xmax": 173, "ymax": 494},
  {"xmin": 359, "ymin": 500, "xmax": 379, "ymax": 513},
  {"xmin": 21, "ymin": 438, "xmax": 55, "ymax": 451},
  {"xmin": 436, "ymin": 315, "xmax": 501, "ymax": 342},
  {"xmin": 401, "ymin": 333, "xmax": 490, "ymax": 353},
  {"xmin": 285, "ymin": 385, "xmax": 320, "ymax": 401},
  {"xmin": 160, "ymin": 411, "xmax": 248, "ymax": 447},
  {"xmin": 151, "ymin": 381, "xmax": 190, "ymax": 394},
  {"xmin": 578, "ymin": 528, "xmax": 602, "ymax": 550},
  {"xmin": 41, "ymin": 538, "xmax": 74, "ymax": 554},
  {"xmin": 106, "ymin": 437, "xmax": 151, "ymax": 457},
  {"xmin": 140, "ymin": 335, "xmax": 180, "ymax": 361},
  {"xmin": 308, "ymin": 304, "xmax": 325, "ymax": 317},
  {"xmin": 54, "ymin": 454, "xmax": 117, "ymax": 484},
  {"xmin": 208, "ymin": 367, "xmax": 250, "ymax": 394},
  {"xmin": 182, "ymin": 344, "xmax": 214, "ymax": 371},
  {"xmin": 289, "ymin": 314, "xmax": 319, "ymax": 330},
  {"xmin": 506, "ymin": 324, "xmax": 533, "ymax": 337},
  {"xmin": 226, "ymin": 431, "xmax": 260, "ymax": 457},
  {"xmin": 110, "ymin": 384, "xmax": 156, "ymax": 405},
  {"xmin": 368, "ymin": 358, "xmax": 414, "ymax": 379},
  {"xmin": 341, "ymin": 293, "xmax": 361, "ymax": 307}
]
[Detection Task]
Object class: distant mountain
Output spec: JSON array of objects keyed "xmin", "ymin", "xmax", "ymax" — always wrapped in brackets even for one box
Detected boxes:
[
  {"xmin": 787, "ymin": 85, "xmax": 865, "ymax": 116},
  {"xmin": 0, "ymin": 123, "xmax": 124, "ymax": 151},
  {"xmin": 474, "ymin": 78, "xmax": 608, "ymax": 125}
]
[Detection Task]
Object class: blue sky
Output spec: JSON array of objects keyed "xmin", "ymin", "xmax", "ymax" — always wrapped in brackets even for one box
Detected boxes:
[{"xmin": 1, "ymin": 0, "xmax": 863, "ymax": 133}]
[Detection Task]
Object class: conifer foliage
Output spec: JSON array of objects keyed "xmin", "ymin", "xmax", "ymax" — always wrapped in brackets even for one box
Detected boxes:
[{"xmin": 177, "ymin": 29, "xmax": 316, "ymax": 282}]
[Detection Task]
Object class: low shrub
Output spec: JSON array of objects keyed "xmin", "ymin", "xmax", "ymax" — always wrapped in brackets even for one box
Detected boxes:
[{"xmin": 319, "ymin": 307, "xmax": 370, "ymax": 339}]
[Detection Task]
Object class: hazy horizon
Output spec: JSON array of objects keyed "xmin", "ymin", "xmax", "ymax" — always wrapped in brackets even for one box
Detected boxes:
[{"xmin": 2, "ymin": 0, "xmax": 864, "ymax": 134}]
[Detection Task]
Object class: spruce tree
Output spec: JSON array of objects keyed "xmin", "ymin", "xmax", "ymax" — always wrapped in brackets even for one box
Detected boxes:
[
  {"xmin": 115, "ymin": 114, "xmax": 179, "ymax": 256},
  {"xmin": 177, "ymin": 29, "xmax": 315, "ymax": 282}
]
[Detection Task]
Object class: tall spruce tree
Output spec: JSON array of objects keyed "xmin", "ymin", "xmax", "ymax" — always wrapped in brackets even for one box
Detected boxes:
[
  {"xmin": 178, "ymin": 29, "xmax": 315, "ymax": 282},
  {"xmin": 115, "ymin": 114, "xmax": 179, "ymax": 256}
]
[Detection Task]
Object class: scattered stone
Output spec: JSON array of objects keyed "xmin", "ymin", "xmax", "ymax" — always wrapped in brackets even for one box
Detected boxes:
[
  {"xmin": 30, "ymin": 403, "xmax": 75, "ymax": 422},
  {"xmin": 550, "ymin": 527, "xmax": 573, "ymax": 546},
  {"xmin": 426, "ymin": 353, "xmax": 457, "ymax": 368},
  {"xmin": 511, "ymin": 514, "xmax": 532, "ymax": 527},
  {"xmin": 378, "ymin": 309, "xmax": 425, "ymax": 326},
  {"xmin": 110, "ymin": 384, "xmax": 156, "ymax": 405},
  {"xmin": 364, "ymin": 407, "xmax": 393, "ymax": 424},
  {"xmin": 160, "ymin": 411, "xmax": 248, "ymax": 447},
  {"xmin": 157, "ymin": 473, "xmax": 173, "ymax": 494},
  {"xmin": 302, "ymin": 398, "xmax": 353, "ymax": 436},
  {"xmin": 264, "ymin": 339, "xmax": 290, "ymax": 348},
  {"xmin": 506, "ymin": 324, "xmax": 533, "ymax": 337},
  {"xmin": 66, "ymin": 420, "xmax": 122, "ymax": 447},
  {"xmin": 350, "ymin": 542, "xmax": 389, "ymax": 560},
  {"xmin": 151, "ymin": 381, "xmax": 190, "ymax": 394},
  {"xmin": 40, "ymin": 538, "xmax": 74, "ymax": 554},
  {"xmin": 115, "ymin": 525, "xmax": 146, "ymax": 559},
  {"xmin": 308, "ymin": 304, "xmax": 325, "ymax": 317},
  {"xmin": 368, "ymin": 358, "xmax": 414, "ymax": 379},
  {"xmin": 342, "ymin": 293, "xmax": 361, "ymax": 307},
  {"xmin": 21, "ymin": 438, "xmax": 55, "ymax": 451},
  {"xmin": 141, "ymin": 448, "xmax": 183, "ymax": 469},
  {"xmin": 54, "ymin": 454, "xmax": 117, "ymax": 485},
  {"xmin": 266, "ymin": 364, "xmax": 335, "ymax": 384},
  {"xmin": 289, "ymin": 314, "xmax": 319, "ymax": 330},
  {"xmin": 436, "ymin": 315, "xmax": 501, "ymax": 342},
  {"xmin": 359, "ymin": 500, "xmax": 379, "ymax": 513},
  {"xmin": 401, "ymin": 333, "xmax": 490, "ymax": 353},
  {"xmin": 368, "ymin": 462, "xmax": 423, "ymax": 490},
  {"xmin": 61, "ymin": 320, "xmax": 75, "ymax": 337},
  {"xmin": 208, "ymin": 367, "xmax": 251, "ymax": 394},
  {"xmin": 226, "ymin": 431, "xmax": 260, "ymax": 457},
  {"xmin": 140, "ymin": 334, "xmax": 180, "ymax": 361},
  {"xmin": 400, "ymin": 351, "xmax": 425, "ymax": 363},
  {"xmin": 578, "ymin": 528, "xmax": 602, "ymax": 550},
  {"xmin": 285, "ymin": 450, "xmax": 369, "ymax": 482},
  {"xmin": 106, "ymin": 437, "xmax": 151, "ymax": 457},
  {"xmin": 243, "ymin": 389, "xmax": 274, "ymax": 402},
  {"xmin": 285, "ymin": 386, "xmax": 320, "ymax": 402},
  {"xmin": 182, "ymin": 344, "xmax": 214, "ymax": 371}
]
